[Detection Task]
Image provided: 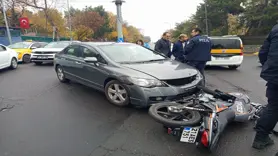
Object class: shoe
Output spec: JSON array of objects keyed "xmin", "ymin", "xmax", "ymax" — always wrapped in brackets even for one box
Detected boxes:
[{"xmin": 252, "ymin": 136, "xmax": 274, "ymax": 149}]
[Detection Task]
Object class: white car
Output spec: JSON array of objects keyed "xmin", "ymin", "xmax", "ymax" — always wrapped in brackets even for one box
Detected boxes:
[
  {"xmin": 206, "ymin": 36, "xmax": 244, "ymax": 69},
  {"xmin": 0, "ymin": 44, "xmax": 18, "ymax": 70},
  {"xmin": 31, "ymin": 41, "xmax": 79, "ymax": 65}
]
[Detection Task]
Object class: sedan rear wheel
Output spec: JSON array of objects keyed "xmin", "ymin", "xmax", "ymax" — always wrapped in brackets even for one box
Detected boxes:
[
  {"xmin": 9, "ymin": 58, "xmax": 18, "ymax": 69},
  {"xmin": 105, "ymin": 80, "xmax": 130, "ymax": 107}
]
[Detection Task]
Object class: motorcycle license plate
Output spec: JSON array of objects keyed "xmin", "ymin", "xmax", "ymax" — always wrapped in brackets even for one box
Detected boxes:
[{"xmin": 180, "ymin": 127, "xmax": 200, "ymax": 143}]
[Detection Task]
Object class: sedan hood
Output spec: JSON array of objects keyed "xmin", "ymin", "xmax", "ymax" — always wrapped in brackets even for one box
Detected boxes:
[
  {"xmin": 32, "ymin": 48, "xmax": 64, "ymax": 52},
  {"xmin": 122, "ymin": 60, "xmax": 198, "ymax": 80}
]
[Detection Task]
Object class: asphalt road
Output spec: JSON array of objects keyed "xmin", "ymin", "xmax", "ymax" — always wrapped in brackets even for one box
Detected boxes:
[{"xmin": 0, "ymin": 56, "xmax": 276, "ymax": 156}]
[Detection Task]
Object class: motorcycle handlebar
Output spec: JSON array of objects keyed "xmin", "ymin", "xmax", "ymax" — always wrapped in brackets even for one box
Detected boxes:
[
  {"xmin": 197, "ymin": 85, "xmax": 236, "ymax": 102},
  {"xmin": 197, "ymin": 85, "xmax": 218, "ymax": 96}
]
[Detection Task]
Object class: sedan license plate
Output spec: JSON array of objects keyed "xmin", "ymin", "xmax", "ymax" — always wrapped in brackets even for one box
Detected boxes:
[
  {"xmin": 215, "ymin": 57, "xmax": 229, "ymax": 60},
  {"xmin": 180, "ymin": 127, "xmax": 199, "ymax": 143},
  {"xmin": 38, "ymin": 56, "xmax": 48, "ymax": 59}
]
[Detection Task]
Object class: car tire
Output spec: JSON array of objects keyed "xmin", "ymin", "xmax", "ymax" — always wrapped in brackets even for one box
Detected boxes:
[
  {"xmin": 22, "ymin": 54, "xmax": 31, "ymax": 63},
  {"xmin": 9, "ymin": 57, "xmax": 18, "ymax": 69},
  {"xmin": 228, "ymin": 65, "xmax": 240, "ymax": 70},
  {"xmin": 34, "ymin": 62, "xmax": 43, "ymax": 65},
  {"xmin": 104, "ymin": 80, "xmax": 130, "ymax": 107},
  {"xmin": 56, "ymin": 65, "xmax": 69, "ymax": 83}
]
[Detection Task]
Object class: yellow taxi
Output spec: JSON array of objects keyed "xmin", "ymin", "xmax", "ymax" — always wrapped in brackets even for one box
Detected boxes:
[
  {"xmin": 206, "ymin": 36, "xmax": 244, "ymax": 69},
  {"xmin": 7, "ymin": 41, "xmax": 47, "ymax": 63}
]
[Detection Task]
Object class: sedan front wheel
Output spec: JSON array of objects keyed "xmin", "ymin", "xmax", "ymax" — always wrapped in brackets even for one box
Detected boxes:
[
  {"xmin": 105, "ymin": 80, "xmax": 130, "ymax": 107},
  {"xmin": 56, "ymin": 65, "xmax": 69, "ymax": 83}
]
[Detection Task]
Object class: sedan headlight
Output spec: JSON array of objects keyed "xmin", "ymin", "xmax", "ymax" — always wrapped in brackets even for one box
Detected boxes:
[
  {"xmin": 121, "ymin": 77, "xmax": 167, "ymax": 88},
  {"xmin": 196, "ymin": 71, "xmax": 203, "ymax": 80}
]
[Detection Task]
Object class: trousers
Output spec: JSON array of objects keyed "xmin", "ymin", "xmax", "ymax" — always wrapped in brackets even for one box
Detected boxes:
[
  {"xmin": 186, "ymin": 61, "xmax": 206, "ymax": 84},
  {"xmin": 255, "ymin": 82, "xmax": 278, "ymax": 138}
]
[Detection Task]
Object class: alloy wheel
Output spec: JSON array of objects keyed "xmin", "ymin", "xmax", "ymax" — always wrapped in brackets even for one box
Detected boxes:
[
  {"xmin": 57, "ymin": 67, "xmax": 64, "ymax": 81},
  {"xmin": 107, "ymin": 83, "xmax": 127, "ymax": 104},
  {"xmin": 11, "ymin": 58, "xmax": 18, "ymax": 69}
]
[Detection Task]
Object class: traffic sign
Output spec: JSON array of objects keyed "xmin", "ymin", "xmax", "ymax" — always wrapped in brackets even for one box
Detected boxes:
[{"xmin": 117, "ymin": 37, "xmax": 124, "ymax": 42}]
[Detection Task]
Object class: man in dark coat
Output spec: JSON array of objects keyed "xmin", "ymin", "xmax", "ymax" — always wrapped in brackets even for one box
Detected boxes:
[
  {"xmin": 184, "ymin": 28, "xmax": 212, "ymax": 82},
  {"xmin": 253, "ymin": 23, "xmax": 278, "ymax": 150},
  {"xmin": 172, "ymin": 34, "xmax": 188, "ymax": 62},
  {"xmin": 155, "ymin": 32, "xmax": 172, "ymax": 57}
]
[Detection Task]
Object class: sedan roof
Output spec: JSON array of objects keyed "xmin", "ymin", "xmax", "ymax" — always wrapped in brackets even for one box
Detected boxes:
[{"xmin": 83, "ymin": 42, "xmax": 133, "ymax": 46}]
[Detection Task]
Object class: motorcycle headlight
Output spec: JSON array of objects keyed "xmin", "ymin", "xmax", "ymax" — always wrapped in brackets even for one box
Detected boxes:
[
  {"xmin": 121, "ymin": 77, "xmax": 167, "ymax": 88},
  {"xmin": 235, "ymin": 101, "xmax": 244, "ymax": 113}
]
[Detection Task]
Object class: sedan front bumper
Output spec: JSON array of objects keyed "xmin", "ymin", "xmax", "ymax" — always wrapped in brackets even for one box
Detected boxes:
[{"xmin": 125, "ymin": 79, "xmax": 202, "ymax": 107}]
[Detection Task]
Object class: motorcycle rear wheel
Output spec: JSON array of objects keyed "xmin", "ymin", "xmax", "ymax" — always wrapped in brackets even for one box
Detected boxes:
[{"xmin": 148, "ymin": 102, "xmax": 202, "ymax": 127}]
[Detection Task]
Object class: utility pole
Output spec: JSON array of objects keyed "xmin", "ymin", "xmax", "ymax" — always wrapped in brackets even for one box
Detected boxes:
[
  {"xmin": 67, "ymin": 0, "xmax": 72, "ymax": 41},
  {"xmin": 1, "ymin": 0, "xmax": 12, "ymax": 45},
  {"xmin": 204, "ymin": 0, "xmax": 209, "ymax": 36},
  {"xmin": 113, "ymin": 0, "xmax": 125, "ymax": 42}
]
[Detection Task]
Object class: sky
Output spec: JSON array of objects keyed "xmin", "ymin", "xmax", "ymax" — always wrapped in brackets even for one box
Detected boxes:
[{"xmin": 65, "ymin": 0, "xmax": 203, "ymax": 42}]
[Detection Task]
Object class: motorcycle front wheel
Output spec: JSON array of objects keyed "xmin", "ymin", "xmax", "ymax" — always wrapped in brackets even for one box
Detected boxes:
[{"xmin": 148, "ymin": 102, "xmax": 202, "ymax": 127}]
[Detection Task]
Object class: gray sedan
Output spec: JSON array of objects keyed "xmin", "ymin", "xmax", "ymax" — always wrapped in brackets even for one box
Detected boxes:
[{"xmin": 54, "ymin": 42, "xmax": 203, "ymax": 107}]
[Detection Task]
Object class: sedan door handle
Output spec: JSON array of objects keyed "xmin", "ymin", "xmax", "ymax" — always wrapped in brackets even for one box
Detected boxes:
[{"xmin": 75, "ymin": 61, "xmax": 81, "ymax": 64}]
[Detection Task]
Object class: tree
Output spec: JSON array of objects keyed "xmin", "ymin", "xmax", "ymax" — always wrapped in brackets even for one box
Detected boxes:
[
  {"xmin": 0, "ymin": 0, "xmax": 26, "ymax": 27},
  {"xmin": 240, "ymin": 0, "xmax": 278, "ymax": 35},
  {"xmin": 73, "ymin": 25, "xmax": 93, "ymax": 41},
  {"xmin": 25, "ymin": 9, "xmax": 67, "ymax": 37},
  {"xmin": 17, "ymin": 0, "xmax": 60, "ymax": 37},
  {"xmin": 72, "ymin": 11, "xmax": 105, "ymax": 35}
]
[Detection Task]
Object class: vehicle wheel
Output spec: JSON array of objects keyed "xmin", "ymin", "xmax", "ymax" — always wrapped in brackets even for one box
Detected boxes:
[
  {"xmin": 9, "ymin": 57, "xmax": 18, "ymax": 69},
  {"xmin": 56, "ymin": 65, "xmax": 69, "ymax": 83},
  {"xmin": 34, "ymin": 62, "xmax": 43, "ymax": 65},
  {"xmin": 228, "ymin": 65, "xmax": 240, "ymax": 70},
  {"xmin": 148, "ymin": 102, "xmax": 202, "ymax": 127},
  {"xmin": 104, "ymin": 80, "xmax": 130, "ymax": 107},
  {"xmin": 22, "ymin": 54, "xmax": 31, "ymax": 63}
]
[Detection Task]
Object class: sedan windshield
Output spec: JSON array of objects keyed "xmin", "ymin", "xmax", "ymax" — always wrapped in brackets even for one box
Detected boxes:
[
  {"xmin": 98, "ymin": 44, "xmax": 166, "ymax": 63},
  {"xmin": 8, "ymin": 42, "xmax": 32, "ymax": 49},
  {"xmin": 44, "ymin": 42, "xmax": 71, "ymax": 48}
]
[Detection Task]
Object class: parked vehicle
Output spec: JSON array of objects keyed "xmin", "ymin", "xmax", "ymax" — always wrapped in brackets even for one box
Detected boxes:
[
  {"xmin": 8, "ymin": 41, "xmax": 47, "ymax": 63},
  {"xmin": 148, "ymin": 85, "xmax": 263, "ymax": 151},
  {"xmin": 54, "ymin": 42, "xmax": 203, "ymax": 107},
  {"xmin": 31, "ymin": 41, "xmax": 79, "ymax": 65},
  {"xmin": 0, "ymin": 44, "xmax": 18, "ymax": 70},
  {"xmin": 0, "ymin": 27, "xmax": 22, "ymax": 46},
  {"xmin": 206, "ymin": 36, "xmax": 244, "ymax": 69}
]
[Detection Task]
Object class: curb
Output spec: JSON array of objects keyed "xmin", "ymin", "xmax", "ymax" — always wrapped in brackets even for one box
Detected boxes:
[{"xmin": 244, "ymin": 52, "xmax": 258, "ymax": 56}]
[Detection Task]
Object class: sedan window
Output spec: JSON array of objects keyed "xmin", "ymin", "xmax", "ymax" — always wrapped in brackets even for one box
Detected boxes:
[
  {"xmin": 0, "ymin": 45, "xmax": 6, "ymax": 52},
  {"xmin": 98, "ymin": 44, "xmax": 166, "ymax": 63},
  {"xmin": 65, "ymin": 46, "xmax": 79, "ymax": 57},
  {"xmin": 80, "ymin": 46, "xmax": 97, "ymax": 58}
]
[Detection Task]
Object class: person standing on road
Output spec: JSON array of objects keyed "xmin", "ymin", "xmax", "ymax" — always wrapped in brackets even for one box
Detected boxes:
[
  {"xmin": 172, "ymin": 34, "xmax": 188, "ymax": 63},
  {"xmin": 136, "ymin": 39, "xmax": 144, "ymax": 46},
  {"xmin": 184, "ymin": 28, "xmax": 212, "ymax": 83},
  {"xmin": 252, "ymin": 23, "xmax": 278, "ymax": 151},
  {"xmin": 154, "ymin": 32, "xmax": 172, "ymax": 57}
]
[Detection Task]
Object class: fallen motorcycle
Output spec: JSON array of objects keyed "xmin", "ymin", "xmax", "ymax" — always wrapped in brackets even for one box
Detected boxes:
[{"xmin": 148, "ymin": 85, "xmax": 265, "ymax": 151}]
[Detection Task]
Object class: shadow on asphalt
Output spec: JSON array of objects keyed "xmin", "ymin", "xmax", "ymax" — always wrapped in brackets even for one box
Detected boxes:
[{"xmin": 205, "ymin": 66, "xmax": 237, "ymax": 71}]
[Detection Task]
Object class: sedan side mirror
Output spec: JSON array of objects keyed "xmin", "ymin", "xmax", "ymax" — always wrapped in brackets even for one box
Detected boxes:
[
  {"xmin": 30, "ymin": 46, "xmax": 37, "ymax": 49},
  {"xmin": 84, "ymin": 57, "xmax": 98, "ymax": 63}
]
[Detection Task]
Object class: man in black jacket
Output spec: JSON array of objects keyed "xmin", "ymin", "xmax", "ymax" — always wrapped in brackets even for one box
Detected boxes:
[
  {"xmin": 172, "ymin": 34, "xmax": 188, "ymax": 62},
  {"xmin": 253, "ymin": 23, "xmax": 278, "ymax": 150},
  {"xmin": 155, "ymin": 32, "xmax": 172, "ymax": 57},
  {"xmin": 184, "ymin": 28, "xmax": 212, "ymax": 82}
]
